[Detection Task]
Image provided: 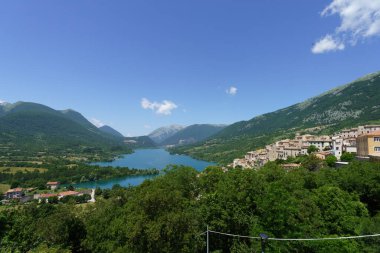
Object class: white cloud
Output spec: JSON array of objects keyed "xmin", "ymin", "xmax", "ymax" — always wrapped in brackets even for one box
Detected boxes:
[
  {"xmin": 144, "ymin": 124, "xmax": 151, "ymax": 129},
  {"xmin": 0, "ymin": 99, "xmax": 8, "ymax": 105},
  {"xmin": 226, "ymin": 86, "xmax": 238, "ymax": 95},
  {"xmin": 312, "ymin": 35, "xmax": 345, "ymax": 54},
  {"xmin": 90, "ymin": 118, "xmax": 105, "ymax": 128},
  {"xmin": 313, "ymin": 0, "xmax": 380, "ymax": 53},
  {"xmin": 141, "ymin": 98, "xmax": 178, "ymax": 115}
]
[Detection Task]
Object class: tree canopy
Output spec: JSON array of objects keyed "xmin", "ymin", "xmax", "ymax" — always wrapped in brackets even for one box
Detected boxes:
[{"xmin": 1, "ymin": 161, "xmax": 379, "ymax": 252}]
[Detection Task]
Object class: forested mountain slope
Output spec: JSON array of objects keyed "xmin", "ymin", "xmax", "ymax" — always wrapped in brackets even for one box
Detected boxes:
[
  {"xmin": 173, "ymin": 71, "xmax": 380, "ymax": 163},
  {"xmin": 161, "ymin": 124, "xmax": 226, "ymax": 146},
  {"xmin": 99, "ymin": 125, "xmax": 124, "ymax": 138},
  {"xmin": 0, "ymin": 102, "xmax": 129, "ymax": 156}
]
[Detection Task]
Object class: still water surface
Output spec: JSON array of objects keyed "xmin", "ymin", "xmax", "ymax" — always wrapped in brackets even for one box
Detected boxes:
[{"xmin": 74, "ymin": 149, "xmax": 215, "ymax": 189}]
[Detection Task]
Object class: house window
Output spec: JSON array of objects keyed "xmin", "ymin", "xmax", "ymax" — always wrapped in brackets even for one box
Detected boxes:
[
  {"xmin": 374, "ymin": 147, "xmax": 380, "ymax": 152},
  {"xmin": 374, "ymin": 137, "xmax": 380, "ymax": 142}
]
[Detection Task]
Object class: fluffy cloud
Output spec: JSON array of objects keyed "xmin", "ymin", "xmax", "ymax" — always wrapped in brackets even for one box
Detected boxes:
[
  {"xmin": 312, "ymin": 35, "xmax": 345, "ymax": 54},
  {"xmin": 312, "ymin": 0, "xmax": 380, "ymax": 54},
  {"xmin": 0, "ymin": 99, "xmax": 8, "ymax": 105},
  {"xmin": 226, "ymin": 86, "xmax": 238, "ymax": 95},
  {"xmin": 141, "ymin": 98, "xmax": 178, "ymax": 115},
  {"xmin": 90, "ymin": 118, "xmax": 105, "ymax": 128}
]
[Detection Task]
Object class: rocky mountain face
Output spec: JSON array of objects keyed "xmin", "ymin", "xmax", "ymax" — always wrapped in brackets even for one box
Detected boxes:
[
  {"xmin": 160, "ymin": 124, "xmax": 227, "ymax": 146},
  {"xmin": 148, "ymin": 125, "xmax": 184, "ymax": 144}
]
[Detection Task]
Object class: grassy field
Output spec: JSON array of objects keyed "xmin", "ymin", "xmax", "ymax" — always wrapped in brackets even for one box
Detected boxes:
[
  {"xmin": 0, "ymin": 183, "xmax": 10, "ymax": 194},
  {"xmin": 0, "ymin": 167, "xmax": 47, "ymax": 174}
]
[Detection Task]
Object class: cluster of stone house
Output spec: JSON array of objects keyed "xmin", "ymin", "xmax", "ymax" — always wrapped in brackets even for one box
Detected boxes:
[
  {"xmin": 332, "ymin": 125, "xmax": 380, "ymax": 160},
  {"xmin": 34, "ymin": 190, "xmax": 82, "ymax": 202},
  {"xmin": 3, "ymin": 181, "xmax": 81, "ymax": 203},
  {"xmin": 3, "ymin": 180, "xmax": 96, "ymax": 205},
  {"xmin": 233, "ymin": 124, "xmax": 380, "ymax": 169}
]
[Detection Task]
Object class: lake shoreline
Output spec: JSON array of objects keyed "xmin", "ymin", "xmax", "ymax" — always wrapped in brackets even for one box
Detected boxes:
[{"xmin": 75, "ymin": 148, "xmax": 215, "ymax": 189}]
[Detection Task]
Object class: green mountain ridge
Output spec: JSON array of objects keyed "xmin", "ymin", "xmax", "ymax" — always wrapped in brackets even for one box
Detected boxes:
[
  {"xmin": 172, "ymin": 71, "xmax": 380, "ymax": 164},
  {"xmin": 160, "ymin": 124, "xmax": 227, "ymax": 146},
  {"xmin": 0, "ymin": 102, "xmax": 129, "ymax": 157},
  {"xmin": 99, "ymin": 125, "xmax": 125, "ymax": 138}
]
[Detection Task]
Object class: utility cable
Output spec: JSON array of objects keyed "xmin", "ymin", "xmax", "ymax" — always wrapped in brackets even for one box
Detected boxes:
[{"xmin": 200, "ymin": 230, "xmax": 380, "ymax": 241}]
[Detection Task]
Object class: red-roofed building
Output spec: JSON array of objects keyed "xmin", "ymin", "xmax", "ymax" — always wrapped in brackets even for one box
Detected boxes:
[
  {"xmin": 46, "ymin": 181, "xmax": 60, "ymax": 190},
  {"xmin": 34, "ymin": 193, "xmax": 59, "ymax": 203},
  {"xmin": 58, "ymin": 191, "xmax": 81, "ymax": 199},
  {"xmin": 315, "ymin": 151, "xmax": 333, "ymax": 160},
  {"xmin": 5, "ymin": 188, "xmax": 24, "ymax": 199}
]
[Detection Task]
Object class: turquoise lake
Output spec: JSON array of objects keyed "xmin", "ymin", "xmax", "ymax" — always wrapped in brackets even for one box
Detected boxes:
[{"xmin": 74, "ymin": 148, "xmax": 215, "ymax": 189}]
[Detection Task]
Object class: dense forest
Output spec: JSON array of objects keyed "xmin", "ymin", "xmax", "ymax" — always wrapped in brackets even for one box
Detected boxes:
[{"xmin": 1, "ymin": 160, "xmax": 379, "ymax": 252}]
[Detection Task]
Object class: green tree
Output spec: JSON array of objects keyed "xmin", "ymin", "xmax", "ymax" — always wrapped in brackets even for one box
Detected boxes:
[
  {"xmin": 307, "ymin": 145, "xmax": 319, "ymax": 154},
  {"xmin": 325, "ymin": 155, "xmax": 337, "ymax": 167},
  {"xmin": 341, "ymin": 152, "xmax": 355, "ymax": 162},
  {"xmin": 302, "ymin": 155, "xmax": 325, "ymax": 171}
]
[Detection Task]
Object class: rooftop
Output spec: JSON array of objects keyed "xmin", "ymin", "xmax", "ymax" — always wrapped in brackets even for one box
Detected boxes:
[
  {"xmin": 58, "ymin": 191, "xmax": 80, "ymax": 197},
  {"xmin": 6, "ymin": 188, "xmax": 23, "ymax": 193},
  {"xmin": 47, "ymin": 181, "xmax": 60, "ymax": 185},
  {"xmin": 359, "ymin": 130, "xmax": 380, "ymax": 137}
]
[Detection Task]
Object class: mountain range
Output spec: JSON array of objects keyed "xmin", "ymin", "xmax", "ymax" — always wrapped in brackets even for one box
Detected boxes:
[
  {"xmin": 148, "ymin": 125, "xmax": 184, "ymax": 144},
  {"xmin": 0, "ymin": 102, "xmax": 128, "ymax": 156},
  {"xmin": 172, "ymin": 71, "xmax": 380, "ymax": 164},
  {"xmin": 159, "ymin": 124, "xmax": 227, "ymax": 146},
  {"xmin": 99, "ymin": 125, "xmax": 125, "ymax": 138},
  {"xmin": 2, "ymin": 71, "xmax": 379, "ymax": 162}
]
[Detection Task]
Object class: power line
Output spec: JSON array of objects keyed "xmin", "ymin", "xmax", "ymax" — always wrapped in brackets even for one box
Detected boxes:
[
  {"xmin": 268, "ymin": 234, "xmax": 380, "ymax": 241},
  {"xmin": 208, "ymin": 230, "xmax": 261, "ymax": 240},
  {"xmin": 200, "ymin": 229, "xmax": 380, "ymax": 241}
]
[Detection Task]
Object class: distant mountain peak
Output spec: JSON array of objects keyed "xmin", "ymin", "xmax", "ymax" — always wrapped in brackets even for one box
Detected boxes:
[
  {"xmin": 99, "ymin": 125, "xmax": 124, "ymax": 138},
  {"xmin": 160, "ymin": 124, "xmax": 227, "ymax": 146},
  {"xmin": 148, "ymin": 125, "xmax": 185, "ymax": 144}
]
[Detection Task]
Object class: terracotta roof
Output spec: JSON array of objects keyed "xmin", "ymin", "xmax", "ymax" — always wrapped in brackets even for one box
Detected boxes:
[
  {"xmin": 316, "ymin": 151, "xmax": 332, "ymax": 155},
  {"xmin": 6, "ymin": 188, "xmax": 23, "ymax": 193},
  {"xmin": 47, "ymin": 181, "xmax": 60, "ymax": 185},
  {"xmin": 58, "ymin": 191, "xmax": 80, "ymax": 197},
  {"xmin": 359, "ymin": 130, "xmax": 380, "ymax": 137},
  {"xmin": 284, "ymin": 147, "xmax": 301, "ymax": 150}
]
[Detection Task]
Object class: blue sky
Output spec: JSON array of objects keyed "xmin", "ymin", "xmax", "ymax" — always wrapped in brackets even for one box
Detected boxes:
[{"xmin": 1, "ymin": 0, "xmax": 380, "ymax": 136}]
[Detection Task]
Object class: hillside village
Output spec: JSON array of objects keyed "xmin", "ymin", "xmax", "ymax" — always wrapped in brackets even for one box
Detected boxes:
[
  {"xmin": 2, "ymin": 181, "xmax": 95, "ymax": 204},
  {"xmin": 232, "ymin": 124, "xmax": 380, "ymax": 169}
]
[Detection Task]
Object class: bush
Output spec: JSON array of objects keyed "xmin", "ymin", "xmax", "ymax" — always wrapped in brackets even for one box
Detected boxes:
[
  {"xmin": 307, "ymin": 145, "xmax": 319, "ymax": 154},
  {"xmin": 326, "ymin": 155, "xmax": 337, "ymax": 167},
  {"xmin": 341, "ymin": 152, "xmax": 355, "ymax": 162}
]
